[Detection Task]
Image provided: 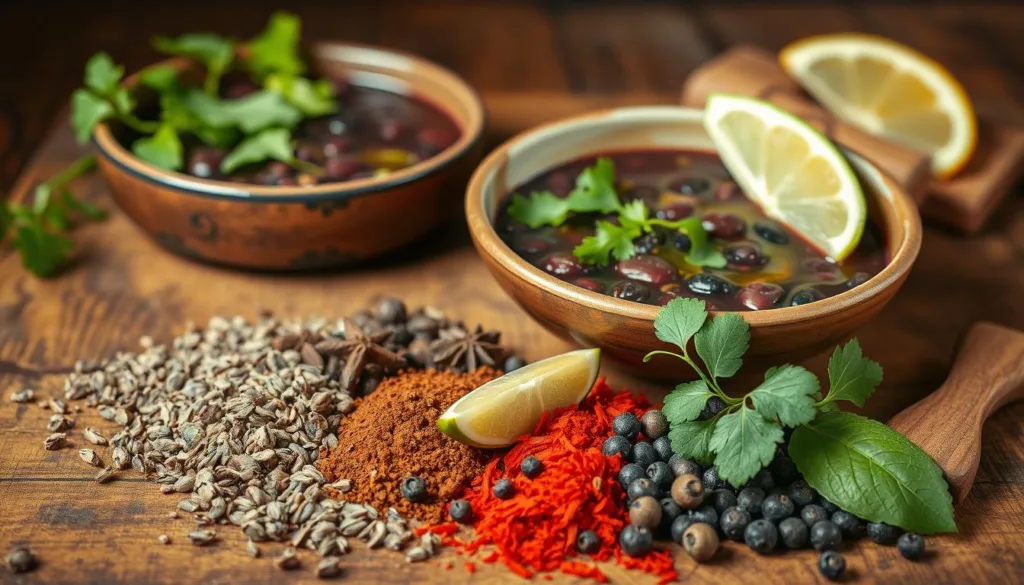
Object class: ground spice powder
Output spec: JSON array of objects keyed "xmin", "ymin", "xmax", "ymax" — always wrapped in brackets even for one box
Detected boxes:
[{"xmin": 318, "ymin": 368, "xmax": 499, "ymax": 523}]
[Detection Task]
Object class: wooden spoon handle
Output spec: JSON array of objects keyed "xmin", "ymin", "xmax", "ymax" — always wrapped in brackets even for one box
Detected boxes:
[{"xmin": 888, "ymin": 322, "xmax": 1024, "ymax": 503}]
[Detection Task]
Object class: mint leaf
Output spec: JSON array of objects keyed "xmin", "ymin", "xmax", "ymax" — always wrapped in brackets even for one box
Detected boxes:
[
  {"xmin": 653, "ymin": 297, "xmax": 708, "ymax": 353},
  {"xmin": 131, "ymin": 124, "xmax": 184, "ymax": 171},
  {"xmin": 266, "ymin": 75, "xmax": 337, "ymax": 117},
  {"xmin": 573, "ymin": 220, "xmax": 636, "ymax": 266},
  {"xmin": 248, "ymin": 11, "xmax": 304, "ymax": 79},
  {"xmin": 749, "ymin": 365, "xmax": 820, "ymax": 427},
  {"xmin": 694, "ymin": 312, "xmax": 749, "ymax": 379},
  {"xmin": 139, "ymin": 65, "xmax": 182, "ymax": 92},
  {"xmin": 508, "ymin": 192, "xmax": 571, "ymax": 228},
  {"xmin": 154, "ymin": 33, "xmax": 234, "ymax": 78},
  {"xmin": 567, "ymin": 157, "xmax": 620, "ymax": 213},
  {"xmin": 70, "ymin": 90, "xmax": 114, "ymax": 144},
  {"xmin": 221, "ymin": 128, "xmax": 294, "ymax": 174},
  {"xmin": 824, "ymin": 339, "xmax": 883, "ymax": 408},
  {"xmin": 12, "ymin": 222, "xmax": 73, "ymax": 277},
  {"xmin": 662, "ymin": 380, "xmax": 712, "ymax": 423},
  {"xmin": 186, "ymin": 89, "xmax": 302, "ymax": 133},
  {"xmin": 84, "ymin": 53, "xmax": 123, "ymax": 96},
  {"xmin": 668, "ymin": 419, "xmax": 716, "ymax": 466},
  {"xmin": 709, "ymin": 405, "xmax": 784, "ymax": 486},
  {"xmin": 789, "ymin": 411, "xmax": 956, "ymax": 534}
]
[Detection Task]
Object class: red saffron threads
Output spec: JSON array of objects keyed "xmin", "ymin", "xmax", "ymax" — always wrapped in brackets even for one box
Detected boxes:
[{"xmin": 464, "ymin": 562, "xmax": 476, "ymax": 574}]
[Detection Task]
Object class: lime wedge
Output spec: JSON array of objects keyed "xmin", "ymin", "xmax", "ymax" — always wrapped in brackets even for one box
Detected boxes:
[
  {"xmin": 437, "ymin": 348, "xmax": 601, "ymax": 448},
  {"xmin": 703, "ymin": 93, "xmax": 867, "ymax": 262}
]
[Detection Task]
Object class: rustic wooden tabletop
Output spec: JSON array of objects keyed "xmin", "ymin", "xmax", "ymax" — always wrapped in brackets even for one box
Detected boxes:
[{"xmin": 1, "ymin": 1, "xmax": 1023, "ymax": 584}]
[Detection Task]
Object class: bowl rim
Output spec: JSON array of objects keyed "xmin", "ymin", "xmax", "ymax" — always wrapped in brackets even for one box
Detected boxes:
[
  {"xmin": 465, "ymin": 105, "xmax": 923, "ymax": 327},
  {"xmin": 92, "ymin": 41, "xmax": 485, "ymax": 204}
]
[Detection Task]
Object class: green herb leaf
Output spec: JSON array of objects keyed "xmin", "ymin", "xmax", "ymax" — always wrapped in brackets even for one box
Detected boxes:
[
  {"xmin": 84, "ymin": 53, "xmax": 124, "ymax": 96},
  {"xmin": 824, "ymin": 339, "xmax": 884, "ymax": 408},
  {"xmin": 248, "ymin": 11, "xmax": 304, "ymax": 79},
  {"xmin": 12, "ymin": 222, "xmax": 74, "ymax": 278},
  {"xmin": 266, "ymin": 75, "xmax": 337, "ymax": 117},
  {"xmin": 662, "ymin": 380, "xmax": 712, "ymax": 424},
  {"xmin": 749, "ymin": 365, "xmax": 821, "ymax": 427},
  {"xmin": 220, "ymin": 128, "xmax": 294, "ymax": 174},
  {"xmin": 678, "ymin": 217, "xmax": 727, "ymax": 269},
  {"xmin": 153, "ymin": 33, "xmax": 234, "ymax": 92},
  {"xmin": 789, "ymin": 411, "xmax": 956, "ymax": 534},
  {"xmin": 653, "ymin": 297, "xmax": 708, "ymax": 353},
  {"xmin": 70, "ymin": 90, "xmax": 114, "ymax": 144},
  {"xmin": 138, "ymin": 65, "xmax": 182, "ymax": 92},
  {"xmin": 573, "ymin": 220, "xmax": 639, "ymax": 267},
  {"xmin": 566, "ymin": 157, "xmax": 620, "ymax": 213},
  {"xmin": 186, "ymin": 89, "xmax": 302, "ymax": 133},
  {"xmin": 694, "ymin": 312, "xmax": 749, "ymax": 380},
  {"xmin": 507, "ymin": 192, "xmax": 572, "ymax": 228},
  {"xmin": 60, "ymin": 189, "xmax": 106, "ymax": 220},
  {"xmin": 131, "ymin": 124, "xmax": 184, "ymax": 171},
  {"xmin": 709, "ymin": 405, "xmax": 784, "ymax": 486},
  {"xmin": 668, "ymin": 419, "xmax": 716, "ymax": 466},
  {"xmin": 618, "ymin": 199, "xmax": 649, "ymax": 230}
]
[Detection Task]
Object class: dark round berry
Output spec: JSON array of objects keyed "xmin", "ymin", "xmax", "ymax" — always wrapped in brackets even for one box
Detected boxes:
[
  {"xmin": 669, "ymin": 176, "xmax": 711, "ymax": 196},
  {"xmin": 613, "ymin": 412, "xmax": 642, "ymax": 439},
  {"xmin": 520, "ymin": 456, "xmax": 543, "ymax": 479},
  {"xmin": 738, "ymin": 283, "xmax": 785, "ymax": 311},
  {"xmin": 401, "ymin": 476, "xmax": 427, "ymax": 502},
  {"xmin": 633, "ymin": 232, "xmax": 663, "ymax": 255},
  {"xmin": 699, "ymin": 396, "xmax": 727, "ymax": 421},
  {"xmin": 788, "ymin": 480, "xmax": 817, "ymax": 508},
  {"xmin": 749, "ymin": 469, "xmax": 776, "ymax": 492},
  {"xmin": 602, "ymin": 436, "xmax": 632, "ymax": 460},
  {"xmin": 702, "ymin": 467, "xmax": 725, "ymax": 491},
  {"xmin": 619, "ymin": 525, "xmax": 653, "ymax": 558},
  {"xmin": 671, "ymin": 232, "xmax": 692, "ymax": 252},
  {"xmin": 866, "ymin": 521, "xmax": 901, "ymax": 545},
  {"xmin": 576, "ymin": 529, "xmax": 601, "ymax": 555},
  {"xmin": 671, "ymin": 474, "xmax": 705, "ymax": 509},
  {"xmin": 709, "ymin": 489, "xmax": 738, "ymax": 514},
  {"xmin": 720, "ymin": 506, "xmax": 751, "ymax": 541},
  {"xmin": 659, "ymin": 497, "xmax": 683, "ymax": 534},
  {"xmin": 744, "ymin": 518, "xmax": 778, "ymax": 554},
  {"xmin": 668, "ymin": 456, "xmax": 702, "ymax": 478},
  {"xmin": 846, "ymin": 271, "xmax": 873, "ymax": 289},
  {"xmin": 702, "ymin": 212, "xmax": 747, "ymax": 239},
  {"xmin": 627, "ymin": 478, "xmax": 661, "ymax": 501},
  {"xmin": 448, "ymin": 499, "xmax": 472, "ymax": 523},
  {"xmin": 492, "ymin": 478, "xmax": 514, "ymax": 499},
  {"xmin": 503, "ymin": 355, "xmax": 527, "ymax": 373},
  {"xmin": 724, "ymin": 242, "xmax": 768, "ymax": 269},
  {"xmin": 790, "ymin": 288, "xmax": 825, "ymax": 306},
  {"xmin": 687, "ymin": 274, "xmax": 737, "ymax": 296},
  {"xmin": 682, "ymin": 522, "xmax": 720, "ymax": 562},
  {"xmin": 762, "ymin": 494, "xmax": 795, "ymax": 523},
  {"xmin": 671, "ymin": 513, "xmax": 697, "ymax": 544},
  {"xmin": 632, "ymin": 442, "xmax": 659, "ymax": 470},
  {"xmin": 801, "ymin": 504, "xmax": 829, "ymax": 528},
  {"xmin": 820, "ymin": 499, "xmax": 841, "ymax": 515},
  {"xmin": 819, "ymin": 551, "xmax": 846, "ymax": 581},
  {"xmin": 753, "ymin": 220, "xmax": 790, "ymax": 245},
  {"xmin": 897, "ymin": 532, "xmax": 925, "ymax": 560},
  {"xmin": 652, "ymin": 436, "xmax": 673, "ymax": 462},
  {"xmin": 689, "ymin": 505, "xmax": 719, "ymax": 528},
  {"xmin": 769, "ymin": 456, "xmax": 801, "ymax": 486},
  {"xmin": 376, "ymin": 297, "xmax": 407, "ymax": 325},
  {"xmin": 629, "ymin": 496, "xmax": 663, "ymax": 530},
  {"xmin": 779, "ymin": 517, "xmax": 809, "ymax": 549},
  {"xmin": 615, "ymin": 255, "xmax": 678, "ymax": 286},
  {"xmin": 619, "ymin": 463, "xmax": 646, "ymax": 489},
  {"xmin": 612, "ymin": 280, "xmax": 653, "ymax": 303},
  {"xmin": 646, "ymin": 462, "xmax": 674, "ymax": 491},
  {"xmin": 810, "ymin": 521, "xmax": 843, "ymax": 551},
  {"xmin": 640, "ymin": 409, "xmax": 669, "ymax": 439},
  {"xmin": 831, "ymin": 510, "xmax": 865, "ymax": 539},
  {"xmin": 736, "ymin": 487, "xmax": 766, "ymax": 518}
]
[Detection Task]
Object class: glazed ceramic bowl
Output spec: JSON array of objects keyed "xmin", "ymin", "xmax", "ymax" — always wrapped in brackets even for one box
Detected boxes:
[
  {"xmin": 466, "ymin": 106, "xmax": 921, "ymax": 380},
  {"xmin": 93, "ymin": 43, "xmax": 485, "ymax": 270}
]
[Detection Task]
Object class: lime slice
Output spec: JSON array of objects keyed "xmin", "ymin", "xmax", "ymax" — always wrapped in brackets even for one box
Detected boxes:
[
  {"xmin": 437, "ymin": 348, "xmax": 601, "ymax": 448},
  {"xmin": 702, "ymin": 93, "xmax": 866, "ymax": 262}
]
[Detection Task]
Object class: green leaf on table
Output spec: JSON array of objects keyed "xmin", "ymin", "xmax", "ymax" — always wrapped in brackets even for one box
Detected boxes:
[
  {"xmin": 186, "ymin": 89, "xmax": 302, "ymax": 133},
  {"xmin": 749, "ymin": 365, "xmax": 820, "ymax": 427},
  {"xmin": 266, "ymin": 74, "xmax": 337, "ymax": 117},
  {"xmin": 248, "ymin": 11, "xmax": 304, "ymax": 78},
  {"xmin": 131, "ymin": 124, "xmax": 184, "ymax": 171},
  {"xmin": 508, "ymin": 191, "xmax": 571, "ymax": 228},
  {"xmin": 220, "ymin": 128, "xmax": 294, "ymax": 174},
  {"xmin": 789, "ymin": 411, "xmax": 956, "ymax": 534},
  {"xmin": 668, "ymin": 419, "xmax": 716, "ymax": 466},
  {"xmin": 566, "ymin": 157, "xmax": 620, "ymax": 213},
  {"xmin": 12, "ymin": 223, "xmax": 74, "ymax": 278},
  {"xmin": 573, "ymin": 220, "xmax": 637, "ymax": 266},
  {"xmin": 652, "ymin": 297, "xmax": 708, "ymax": 353},
  {"xmin": 662, "ymin": 380, "xmax": 712, "ymax": 424},
  {"xmin": 70, "ymin": 90, "xmax": 115, "ymax": 144},
  {"xmin": 84, "ymin": 52, "xmax": 124, "ymax": 96},
  {"xmin": 154, "ymin": 33, "xmax": 234, "ymax": 72},
  {"xmin": 823, "ymin": 339, "xmax": 884, "ymax": 408},
  {"xmin": 138, "ymin": 65, "xmax": 182, "ymax": 93},
  {"xmin": 59, "ymin": 189, "xmax": 106, "ymax": 220},
  {"xmin": 694, "ymin": 312, "xmax": 749, "ymax": 379},
  {"xmin": 709, "ymin": 405, "xmax": 784, "ymax": 486}
]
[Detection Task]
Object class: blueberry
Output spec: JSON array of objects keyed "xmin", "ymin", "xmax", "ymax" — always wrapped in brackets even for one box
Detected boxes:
[
  {"xmin": 736, "ymin": 487, "xmax": 766, "ymax": 518},
  {"xmin": 831, "ymin": 510, "xmax": 865, "ymax": 539},
  {"xmin": 671, "ymin": 514, "xmax": 698, "ymax": 544},
  {"xmin": 619, "ymin": 463, "xmax": 646, "ymax": 489},
  {"xmin": 687, "ymin": 274, "xmax": 737, "ymax": 296},
  {"xmin": 659, "ymin": 497, "xmax": 683, "ymax": 534},
  {"xmin": 788, "ymin": 480, "xmax": 817, "ymax": 508},
  {"xmin": 866, "ymin": 521, "xmax": 901, "ymax": 545},
  {"xmin": 761, "ymin": 494, "xmax": 795, "ymax": 523},
  {"xmin": 702, "ymin": 467, "xmax": 726, "ymax": 491},
  {"xmin": 669, "ymin": 456, "xmax": 701, "ymax": 478},
  {"xmin": 493, "ymin": 478, "xmax": 514, "ymax": 499},
  {"xmin": 720, "ymin": 506, "xmax": 751, "ymax": 541},
  {"xmin": 401, "ymin": 476, "xmax": 427, "ymax": 502},
  {"xmin": 640, "ymin": 409, "xmax": 669, "ymax": 439},
  {"xmin": 779, "ymin": 517, "xmax": 809, "ymax": 549},
  {"xmin": 800, "ymin": 504, "xmax": 829, "ymax": 528},
  {"xmin": 503, "ymin": 355, "xmax": 527, "ymax": 373},
  {"xmin": 613, "ymin": 412, "xmax": 642, "ymax": 439},
  {"xmin": 790, "ymin": 288, "xmax": 825, "ymax": 306},
  {"xmin": 576, "ymin": 529, "xmax": 601, "ymax": 555},
  {"xmin": 627, "ymin": 478, "xmax": 661, "ymax": 501},
  {"xmin": 818, "ymin": 551, "xmax": 846, "ymax": 581},
  {"xmin": 897, "ymin": 532, "xmax": 925, "ymax": 560},
  {"xmin": 749, "ymin": 469, "xmax": 775, "ymax": 492},
  {"xmin": 652, "ymin": 436, "xmax": 673, "ymax": 462},
  {"xmin": 619, "ymin": 525, "xmax": 653, "ymax": 557},
  {"xmin": 448, "ymin": 499, "xmax": 472, "ymax": 523},
  {"xmin": 699, "ymin": 396, "xmax": 727, "ymax": 421},
  {"xmin": 646, "ymin": 462, "xmax": 674, "ymax": 491},
  {"xmin": 820, "ymin": 498, "xmax": 840, "ymax": 515},
  {"xmin": 612, "ymin": 280, "xmax": 653, "ymax": 303},
  {"xmin": 744, "ymin": 519, "xmax": 778, "ymax": 554},
  {"xmin": 689, "ymin": 505, "xmax": 719, "ymax": 529},
  {"xmin": 709, "ymin": 489, "xmax": 738, "ymax": 514},
  {"xmin": 753, "ymin": 221, "xmax": 790, "ymax": 245},
  {"xmin": 769, "ymin": 456, "xmax": 801, "ymax": 486},
  {"xmin": 632, "ymin": 442, "xmax": 659, "ymax": 470},
  {"xmin": 602, "ymin": 436, "xmax": 632, "ymax": 460},
  {"xmin": 672, "ymin": 232, "xmax": 692, "ymax": 252},
  {"xmin": 810, "ymin": 521, "xmax": 843, "ymax": 551},
  {"xmin": 520, "ymin": 456, "xmax": 543, "ymax": 478}
]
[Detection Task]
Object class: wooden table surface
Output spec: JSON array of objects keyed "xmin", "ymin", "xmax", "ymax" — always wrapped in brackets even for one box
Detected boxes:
[{"xmin": 2, "ymin": 1, "xmax": 1023, "ymax": 584}]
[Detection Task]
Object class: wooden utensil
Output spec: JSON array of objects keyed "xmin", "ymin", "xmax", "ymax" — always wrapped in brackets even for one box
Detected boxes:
[{"xmin": 888, "ymin": 322, "xmax": 1024, "ymax": 504}]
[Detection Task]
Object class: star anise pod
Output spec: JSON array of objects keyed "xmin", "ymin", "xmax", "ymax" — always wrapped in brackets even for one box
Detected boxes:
[
  {"xmin": 314, "ymin": 319, "xmax": 406, "ymax": 390},
  {"xmin": 429, "ymin": 325, "xmax": 509, "ymax": 372}
]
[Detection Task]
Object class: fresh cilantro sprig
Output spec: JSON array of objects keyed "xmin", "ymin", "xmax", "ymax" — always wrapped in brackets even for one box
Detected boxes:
[{"xmin": 508, "ymin": 158, "xmax": 725, "ymax": 268}]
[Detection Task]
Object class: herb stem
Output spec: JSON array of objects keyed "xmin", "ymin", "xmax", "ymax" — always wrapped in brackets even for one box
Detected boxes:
[
  {"xmin": 120, "ymin": 114, "xmax": 160, "ymax": 135},
  {"xmin": 32, "ymin": 154, "xmax": 98, "ymax": 213},
  {"xmin": 288, "ymin": 158, "xmax": 325, "ymax": 177}
]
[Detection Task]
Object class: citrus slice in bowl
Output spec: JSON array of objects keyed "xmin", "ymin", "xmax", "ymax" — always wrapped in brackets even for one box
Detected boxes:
[
  {"xmin": 437, "ymin": 348, "xmax": 600, "ymax": 448},
  {"xmin": 702, "ymin": 93, "xmax": 866, "ymax": 262},
  {"xmin": 780, "ymin": 33, "xmax": 976, "ymax": 179}
]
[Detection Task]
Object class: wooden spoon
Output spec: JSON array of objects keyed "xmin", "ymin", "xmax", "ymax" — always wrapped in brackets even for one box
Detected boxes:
[{"xmin": 888, "ymin": 322, "xmax": 1024, "ymax": 504}]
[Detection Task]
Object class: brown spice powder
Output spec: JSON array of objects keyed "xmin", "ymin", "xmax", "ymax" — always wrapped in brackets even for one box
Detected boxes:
[{"xmin": 318, "ymin": 368, "xmax": 499, "ymax": 524}]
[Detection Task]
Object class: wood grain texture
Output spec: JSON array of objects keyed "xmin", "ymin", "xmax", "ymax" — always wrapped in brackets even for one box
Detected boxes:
[{"xmin": 2, "ymin": 2, "xmax": 1024, "ymax": 584}]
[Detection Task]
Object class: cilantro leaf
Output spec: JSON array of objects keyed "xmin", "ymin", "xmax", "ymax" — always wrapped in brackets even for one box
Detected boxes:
[
  {"xmin": 653, "ymin": 297, "xmax": 708, "ymax": 353},
  {"xmin": 221, "ymin": 128, "xmax": 294, "ymax": 174},
  {"xmin": 709, "ymin": 405, "xmax": 784, "ymax": 485},
  {"xmin": 573, "ymin": 220, "xmax": 636, "ymax": 266},
  {"xmin": 131, "ymin": 124, "xmax": 184, "ymax": 171},
  {"xmin": 508, "ymin": 192, "xmax": 571, "ymax": 228},
  {"xmin": 12, "ymin": 222, "xmax": 74, "ymax": 278},
  {"xmin": 70, "ymin": 90, "xmax": 114, "ymax": 144},
  {"xmin": 567, "ymin": 157, "xmax": 620, "ymax": 213},
  {"xmin": 153, "ymin": 33, "xmax": 234, "ymax": 92},
  {"xmin": 618, "ymin": 199, "xmax": 649, "ymax": 231},
  {"xmin": 668, "ymin": 419, "xmax": 716, "ymax": 466},
  {"xmin": 248, "ymin": 11, "xmax": 304, "ymax": 79},
  {"xmin": 662, "ymin": 380, "xmax": 712, "ymax": 424},
  {"xmin": 138, "ymin": 65, "xmax": 182, "ymax": 93},
  {"xmin": 186, "ymin": 89, "xmax": 302, "ymax": 133},
  {"xmin": 266, "ymin": 75, "xmax": 337, "ymax": 117},
  {"xmin": 824, "ymin": 339, "xmax": 883, "ymax": 408},
  {"xmin": 84, "ymin": 53, "xmax": 124, "ymax": 96},
  {"xmin": 749, "ymin": 364, "xmax": 820, "ymax": 427},
  {"xmin": 677, "ymin": 217, "xmax": 727, "ymax": 269},
  {"xmin": 694, "ymin": 312, "xmax": 749, "ymax": 379}
]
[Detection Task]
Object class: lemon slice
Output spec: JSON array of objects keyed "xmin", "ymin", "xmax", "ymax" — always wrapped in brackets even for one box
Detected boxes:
[
  {"xmin": 703, "ymin": 93, "xmax": 866, "ymax": 262},
  {"xmin": 437, "ymin": 348, "xmax": 601, "ymax": 448},
  {"xmin": 780, "ymin": 33, "xmax": 976, "ymax": 179}
]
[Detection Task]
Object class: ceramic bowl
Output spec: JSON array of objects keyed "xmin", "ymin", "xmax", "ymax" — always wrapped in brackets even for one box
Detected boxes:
[
  {"xmin": 93, "ymin": 43, "xmax": 485, "ymax": 270},
  {"xmin": 466, "ymin": 106, "xmax": 922, "ymax": 380}
]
